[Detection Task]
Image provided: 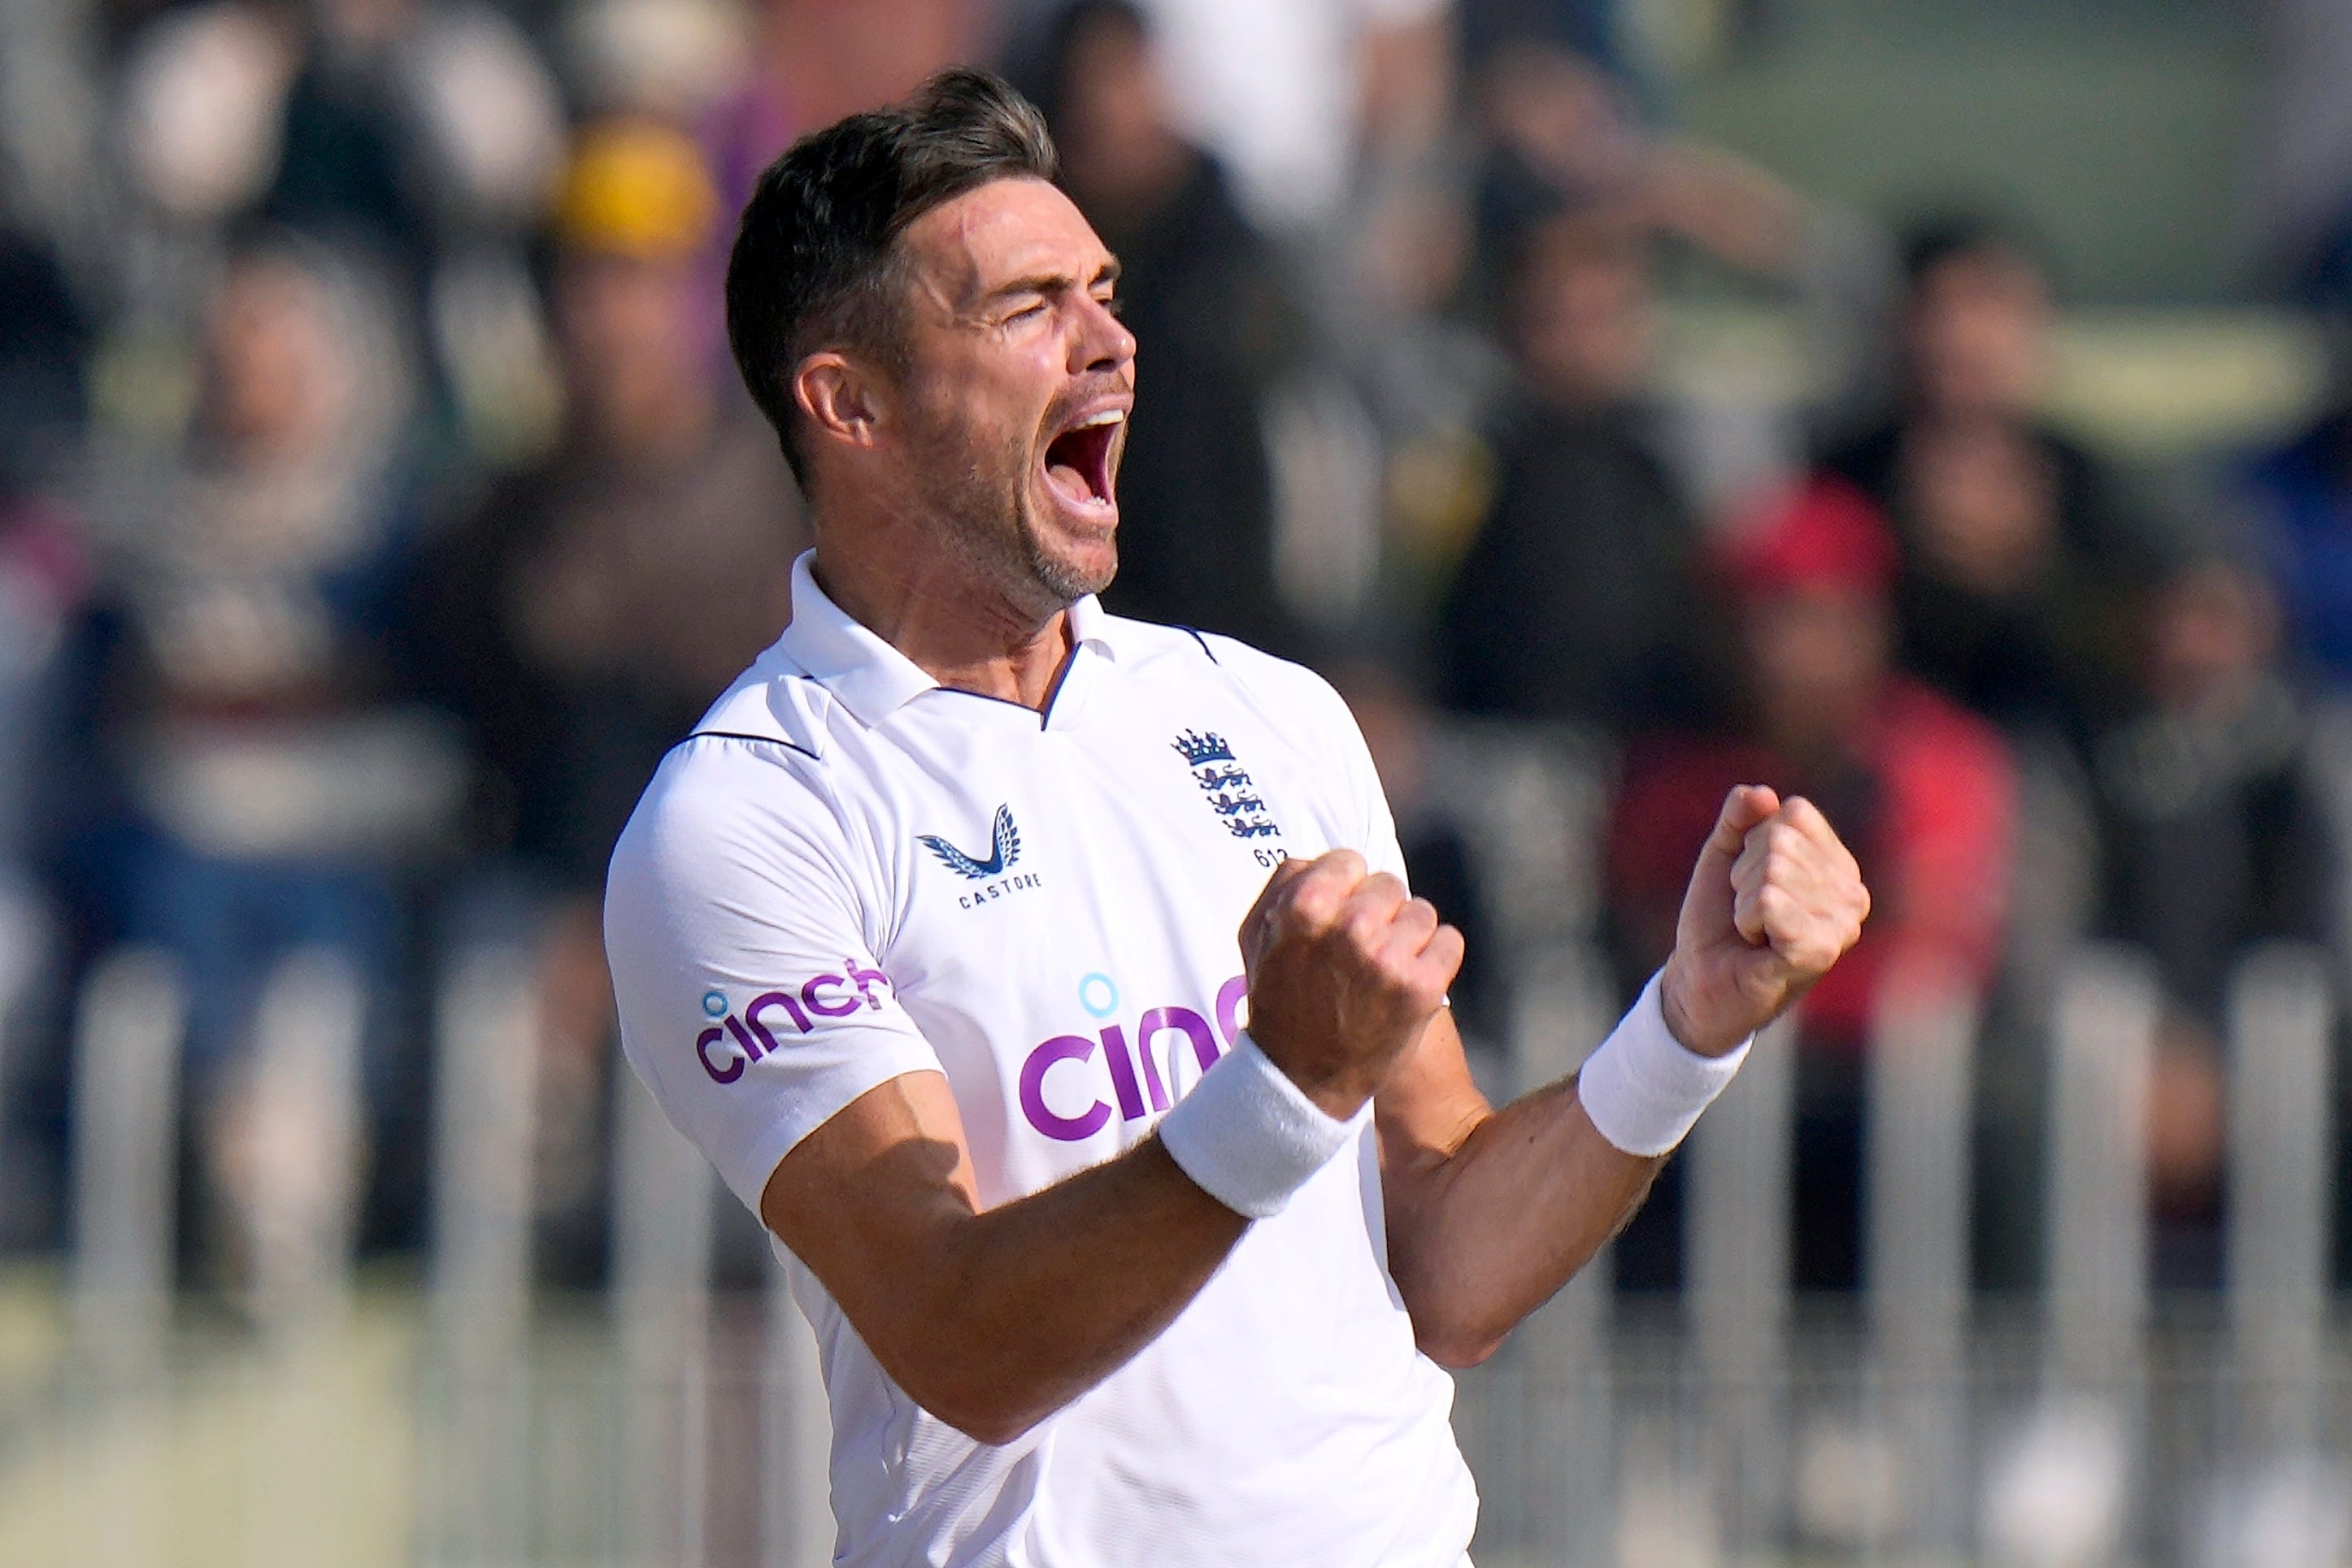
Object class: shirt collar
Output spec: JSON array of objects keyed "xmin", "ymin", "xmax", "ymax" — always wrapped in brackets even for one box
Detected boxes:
[
  {"xmin": 774, "ymin": 549, "xmax": 1119, "ymax": 727},
  {"xmin": 1064, "ymin": 584, "xmax": 1115, "ymax": 657}
]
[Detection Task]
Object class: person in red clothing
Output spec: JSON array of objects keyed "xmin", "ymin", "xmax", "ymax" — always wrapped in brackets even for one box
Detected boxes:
[{"xmin": 1606, "ymin": 476, "xmax": 2016, "ymax": 1288}]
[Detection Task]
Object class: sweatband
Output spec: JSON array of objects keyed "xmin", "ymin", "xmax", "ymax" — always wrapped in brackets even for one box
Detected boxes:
[
  {"xmin": 1574, "ymin": 971, "xmax": 1750, "ymax": 1157},
  {"xmin": 1159, "ymin": 1032, "xmax": 1363, "ymax": 1218}
]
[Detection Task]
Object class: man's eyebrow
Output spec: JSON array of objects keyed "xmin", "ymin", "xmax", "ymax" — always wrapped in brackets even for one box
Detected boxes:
[{"xmin": 980, "ymin": 257, "xmax": 1124, "ymax": 304}]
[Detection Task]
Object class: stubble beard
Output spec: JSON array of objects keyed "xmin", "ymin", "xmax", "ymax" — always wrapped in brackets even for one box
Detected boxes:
[{"xmin": 919, "ymin": 410, "xmax": 1115, "ymax": 616}]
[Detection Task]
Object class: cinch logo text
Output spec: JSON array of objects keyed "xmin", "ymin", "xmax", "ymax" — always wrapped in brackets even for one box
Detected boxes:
[
  {"xmin": 1019, "ymin": 974, "xmax": 1250, "ymax": 1140},
  {"xmin": 696, "ymin": 962, "xmax": 893, "ymax": 1084}
]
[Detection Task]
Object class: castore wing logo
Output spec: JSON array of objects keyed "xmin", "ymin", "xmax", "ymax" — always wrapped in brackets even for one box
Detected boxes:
[{"xmin": 919, "ymin": 804, "xmax": 1022, "ymax": 880}]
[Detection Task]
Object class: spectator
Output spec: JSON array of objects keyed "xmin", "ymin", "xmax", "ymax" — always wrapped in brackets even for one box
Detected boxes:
[
  {"xmin": 1436, "ymin": 204, "xmax": 1714, "ymax": 731},
  {"xmin": 64, "ymin": 233, "xmax": 454, "ymax": 1288},
  {"xmin": 117, "ymin": 0, "xmax": 565, "ymax": 260},
  {"xmin": 1461, "ymin": 41, "xmax": 1889, "ymax": 445},
  {"xmin": 416, "ymin": 119, "xmax": 802, "ymax": 1279},
  {"xmin": 1029, "ymin": 0, "xmax": 1455, "ymax": 241},
  {"xmin": 1606, "ymin": 479, "xmax": 2015, "ymax": 1288},
  {"xmin": 2085, "ymin": 545, "xmax": 2337, "ymax": 1284},
  {"xmin": 1043, "ymin": 0, "xmax": 1311, "ymax": 655},
  {"xmin": 1817, "ymin": 218, "xmax": 2159, "ymax": 742},
  {"xmin": 115, "ymin": 0, "xmax": 567, "ymax": 463},
  {"xmin": 2093, "ymin": 550, "xmax": 2332, "ymax": 1024}
]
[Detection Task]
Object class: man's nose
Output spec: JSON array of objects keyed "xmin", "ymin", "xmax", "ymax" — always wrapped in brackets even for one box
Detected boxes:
[{"xmin": 1071, "ymin": 293, "xmax": 1136, "ymax": 375}]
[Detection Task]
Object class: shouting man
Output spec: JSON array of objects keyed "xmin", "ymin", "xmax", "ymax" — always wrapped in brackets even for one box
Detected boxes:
[{"xmin": 605, "ymin": 69, "xmax": 1867, "ymax": 1566}]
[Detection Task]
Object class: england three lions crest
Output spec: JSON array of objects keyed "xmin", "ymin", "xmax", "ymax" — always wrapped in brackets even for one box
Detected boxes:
[{"xmin": 1171, "ymin": 731, "xmax": 1283, "ymax": 842}]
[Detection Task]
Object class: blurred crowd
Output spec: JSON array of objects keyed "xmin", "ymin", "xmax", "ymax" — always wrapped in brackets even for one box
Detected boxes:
[{"xmin": 2, "ymin": 0, "xmax": 2352, "ymax": 1306}]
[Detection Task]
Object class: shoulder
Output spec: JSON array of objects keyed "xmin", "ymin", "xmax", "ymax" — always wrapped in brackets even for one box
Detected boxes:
[
  {"xmin": 1104, "ymin": 613, "xmax": 1381, "ymax": 802},
  {"xmin": 607, "ymin": 658, "xmax": 857, "ymax": 902},
  {"xmin": 610, "ymin": 732, "xmax": 838, "ymax": 902},
  {"xmin": 1165, "ymin": 624, "xmax": 1362, "ymax": 741}
]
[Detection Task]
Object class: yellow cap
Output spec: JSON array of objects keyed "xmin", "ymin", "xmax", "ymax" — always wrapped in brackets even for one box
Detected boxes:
[{"xmin": 555, "ymin": 119, "xmax": 720, "ymax": 259}]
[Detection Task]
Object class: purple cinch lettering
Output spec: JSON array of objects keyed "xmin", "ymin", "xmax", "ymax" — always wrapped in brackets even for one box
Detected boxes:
[
  {"xmin": 844, "ymin": 958, "xmax": 892, "ymax": 1009},
  {"xmin": 802, "ymin": 975, "xmax": 859, "ymax": 1017},
  {"xmin": 696, "ymin": 1026, "xmax": 745, "ymax": 1084},
  {"xmin": 1135, "ymin": 1006, "xmax": 1219, "ymax": 1111},
  {"xmin": 1098, "ymin": 1023, "xmax": 1146, "ymax": 1120},
  {"xmin": 1020, "ymin": 1035, "xmax": 1111, "ymax": 1140},
  {"xmin": 1214, "ymin": 975, "xmax": 1249, "ymax": 1048},
  {"xmin": 723, "ymin": 1014, "xmax": 767, "ymax": 1064},
  {"xmin": 746, "ymin": 989, "xmax": 810, "ymax": 1042}
]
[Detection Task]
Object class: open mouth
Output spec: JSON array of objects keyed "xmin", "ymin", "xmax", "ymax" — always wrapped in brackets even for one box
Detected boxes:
[{"xmin": 1041, "ymin": 407, "xmax": 1124, "ymax": 511}]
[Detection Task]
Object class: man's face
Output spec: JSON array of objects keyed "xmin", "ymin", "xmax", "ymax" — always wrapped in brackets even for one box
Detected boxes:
[
  {"xmin": 1906, "ymin": 250, "xmax": 2050, "ymax": 419},
  {"xmin": 1512, "ymin": 215, "xmax": 1654, "ymax": 411},
  {"xmin": 204, "ymin": 258, "xmax": 351, "ymax": 459},
  {"xmin": 556, "ymin": 250, "xmax": 704, "ymax": 440},
  {"xmin": 1743, "ymin": 586, "xmax": 1889, "ymax": 754},
  {"xmin": 881, "ymin": 176, "xmax": 1135, "ymax": 610}
]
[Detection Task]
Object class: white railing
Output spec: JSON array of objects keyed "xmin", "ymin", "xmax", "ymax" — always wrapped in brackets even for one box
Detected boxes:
[{"xmin": 26, "ymin": 723, "xmax": 2352, "ymax": 1564}]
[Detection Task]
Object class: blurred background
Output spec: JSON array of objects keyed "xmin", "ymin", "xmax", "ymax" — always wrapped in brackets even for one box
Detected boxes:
[{"xmin": 1, "ymin": 0, "xmax": 2350, "ymax": 1562}]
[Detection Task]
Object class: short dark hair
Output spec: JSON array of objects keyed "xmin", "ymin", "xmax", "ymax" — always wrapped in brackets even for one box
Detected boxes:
[
  {"xmin": 725, "ymin": 67, "xmax": 1058, "ymax": 489},
  {"xmin": 1899, "ymin": 211, "xmax": 2054, "ymax": 293}
]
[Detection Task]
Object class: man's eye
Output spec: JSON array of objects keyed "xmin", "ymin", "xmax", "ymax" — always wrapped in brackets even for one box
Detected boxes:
[
  {"xmin": 1098, "ymin": 294, "xmax": 1124, "ymax": 318},
  {"xmin": 1007, "ymin": 301, "xmax": 1047, "ymax": 324}
]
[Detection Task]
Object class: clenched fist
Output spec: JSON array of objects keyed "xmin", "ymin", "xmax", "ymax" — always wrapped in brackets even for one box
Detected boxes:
[
  {"xmin": 1661, "ymin": 786, "xmax": 1870, "ymax": 1057},
  {"xmin": 1239, "ymin": 851, "xmax": 1464, "ymax": 1119}
]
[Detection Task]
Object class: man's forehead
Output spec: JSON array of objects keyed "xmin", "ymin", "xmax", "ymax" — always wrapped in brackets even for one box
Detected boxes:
[{"xmin": 901, "ymin": 177, "xmax": 1111, "ymax": 306}]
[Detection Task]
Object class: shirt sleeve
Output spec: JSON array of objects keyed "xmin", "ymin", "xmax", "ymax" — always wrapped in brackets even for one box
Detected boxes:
[
  {"xmin": 1324, "ymin": 686, "xmax": 1411, "ymax": 886},
  {"xmin": 604, "ymin": 739, "xmax": 942, "ymax": 1213}
]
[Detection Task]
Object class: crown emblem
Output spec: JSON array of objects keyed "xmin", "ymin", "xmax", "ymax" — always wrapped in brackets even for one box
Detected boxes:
[{"xmin": 1171, "ymin": 730, "xmax": 1235, "ymax": 767}]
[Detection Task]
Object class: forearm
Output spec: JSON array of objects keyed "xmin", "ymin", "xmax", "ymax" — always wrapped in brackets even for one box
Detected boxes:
[
  {"xmin": 1381, "ymin": 785, "xmax": 1867, "ymax": 1366},
  {"xmin": 1381, "ymin": 1083, "xmax": 1661, "ymax": 1368},
  {"xmin": 771, "ymin": 1118, "xmax": 1246, "ymax": 1444},
  {"xmin": 923, "ymin": 1136, "xmax": 1248, "ymax": 1439}
]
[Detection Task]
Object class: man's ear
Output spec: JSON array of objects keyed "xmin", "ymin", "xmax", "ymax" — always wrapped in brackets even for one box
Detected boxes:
[{"xmin": 794, "ymin": 352, "xmax": 887, "ymax": 454}]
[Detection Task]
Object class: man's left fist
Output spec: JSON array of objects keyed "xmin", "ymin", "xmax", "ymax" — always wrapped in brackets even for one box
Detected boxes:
[{"xmin": 1659, "ymin": 784, "xmax": 1870, "ymax": 1057}]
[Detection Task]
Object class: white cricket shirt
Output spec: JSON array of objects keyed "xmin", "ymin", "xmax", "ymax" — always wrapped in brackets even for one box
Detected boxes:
[{"xmin": 606, "ymin": 553, "xmax": 1478, "ymax": 1567}]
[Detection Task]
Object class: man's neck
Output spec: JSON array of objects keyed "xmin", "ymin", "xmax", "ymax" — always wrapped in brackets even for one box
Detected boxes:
[{"xmin": 811, "ymin": 541, "xmax": 1075, "ymax": 712}]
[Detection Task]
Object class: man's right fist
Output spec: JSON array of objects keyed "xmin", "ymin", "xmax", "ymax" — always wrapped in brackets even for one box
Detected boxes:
[{"xmin": 1237, "ymin": 850, "xmax": 1464, "ymax": 1120}]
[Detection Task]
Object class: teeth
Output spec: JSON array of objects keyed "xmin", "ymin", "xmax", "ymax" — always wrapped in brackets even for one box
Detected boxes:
[{"xmin": 1073, "ymin": 409, "xmax": 1124, "ymax": 429}]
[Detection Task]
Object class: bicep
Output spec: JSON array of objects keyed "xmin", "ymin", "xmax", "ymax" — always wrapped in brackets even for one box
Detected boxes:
[
  {"xmin": 605, "ymin": 767, "xmax": 944, "ymax": 1210},
  {"xmin": 759, "ymin": 1069, "xmax": 980, "ymax": 1354}
]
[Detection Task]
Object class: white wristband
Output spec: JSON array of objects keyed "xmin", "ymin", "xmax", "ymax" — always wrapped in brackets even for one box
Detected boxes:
[
  {"xmin": 1159, "ymin": 1032, "xmax": 1362, "ymax": 1218},
  {"xmin": 1574, "ymin": 971, "xmax": 1750, "ymax": 1157}
]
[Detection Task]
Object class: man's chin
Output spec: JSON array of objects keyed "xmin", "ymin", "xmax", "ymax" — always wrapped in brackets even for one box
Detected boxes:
[{"xmin": 1024, "ymin": 519, "xmax": 1118, "ymax": 604}]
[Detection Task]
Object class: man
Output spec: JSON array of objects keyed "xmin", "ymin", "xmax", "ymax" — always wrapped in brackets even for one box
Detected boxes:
[
  {"xmin": 606, "ymin": 69, "xmax": 1867, "ymax": 1566},
  {"xmin": 1438, "ymin": 203, "xmax": 1714, "ymax": 732},
  {"xmin": 1815, "ymin": 218, "xmax": 2160, "ymax": 744}
]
